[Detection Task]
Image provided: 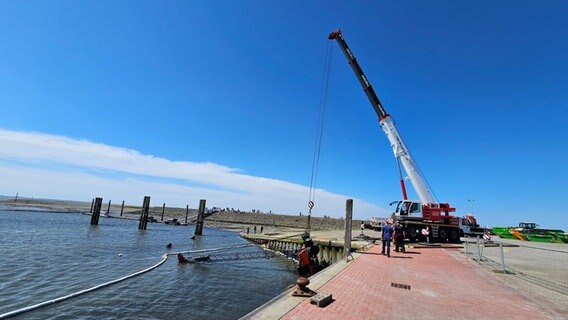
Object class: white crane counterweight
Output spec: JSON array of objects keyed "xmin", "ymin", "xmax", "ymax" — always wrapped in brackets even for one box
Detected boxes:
[{"xmin": 328, "ymin": 29, "xmax": 459, "ymax": 243}]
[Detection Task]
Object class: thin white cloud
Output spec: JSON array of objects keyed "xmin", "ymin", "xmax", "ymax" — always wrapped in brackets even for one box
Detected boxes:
[{"xmin": 0, "ymin": 129, "xmax": 387, "ymax": 218}]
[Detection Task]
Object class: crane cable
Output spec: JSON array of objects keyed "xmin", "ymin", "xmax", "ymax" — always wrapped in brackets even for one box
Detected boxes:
[{"xmin": 308, "ymin": 41, "xmax": 334, "ymax": 216}]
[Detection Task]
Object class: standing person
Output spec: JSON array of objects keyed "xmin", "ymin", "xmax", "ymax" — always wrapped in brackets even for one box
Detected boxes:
[
  {"xmin": 393, "ymin": 222, "xmax": 406, "ymax": 253},
  {"xmin": 360, "ymin": 221, "xmax": 365, "ymax": 235},
  {"xmin": 381, "ymin": 220, "xmax": 394, "ymax": 257}
]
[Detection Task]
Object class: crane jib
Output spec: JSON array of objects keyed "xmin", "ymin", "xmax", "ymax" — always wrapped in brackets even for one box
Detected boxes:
[
  {"xmin": 329, "ymin": 29, "xmax": 463, "ymax": 243},
  {"xmin": 329, "ymin": 28, "xmax": 436, "ymax": 204},
  {"xmin": 328, "ymin": 30, "xmax": 388, "ymax": 119}
]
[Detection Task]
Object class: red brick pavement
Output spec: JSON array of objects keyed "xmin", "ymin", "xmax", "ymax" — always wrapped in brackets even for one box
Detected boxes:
[{"xmin": 282, "ymin": 244, "xmax": 556, "ymax": 320}]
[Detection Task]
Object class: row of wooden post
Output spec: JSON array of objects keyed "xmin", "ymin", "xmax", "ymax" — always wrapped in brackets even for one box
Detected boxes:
[
  {"xmin": 89, "ymin": 196, "xmax": 354, "ymax": 259},
  {"xmin": 89, "ymin": 199, "xmax": 126, "ymax": 216},
  {"xmin": 89, "ymin": 196, "xmax": 207, "ymax": 237}
]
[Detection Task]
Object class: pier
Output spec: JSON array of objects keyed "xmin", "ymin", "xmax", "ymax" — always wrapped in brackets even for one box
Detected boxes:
[
  {"xmin": 241, "ymin": 227, "xmax": 375, "ymax": 265},
  {"xmin": 242, "ymin": 238, "xmax": 567, "ymax": 319}
]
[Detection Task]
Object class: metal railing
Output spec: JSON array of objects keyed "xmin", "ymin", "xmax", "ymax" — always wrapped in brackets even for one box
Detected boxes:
[{"xmin": 462, "ymin": 237, "xmax": 568, "ymax": 295}]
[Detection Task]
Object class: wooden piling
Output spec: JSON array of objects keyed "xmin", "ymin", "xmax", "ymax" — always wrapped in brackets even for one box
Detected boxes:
[
  {"xmin": 90, "ymin": 197, "xmax": 103, "ymax": 225},
  {"xmin": 194, "ymin": 199, "xmax": 206, "ymax": 236},
  {"xmin": 331, "ymin": 246, "xmax": 337, "ymax": 263},
  {"xmin": 317, "ymin": 244, "xmax": 324, "ymax": 262},
  {"xmin": 161, "ymin": 203, "xmax": 166, "ymax": 221},
  {"xmin": 344, "ymin": 199, "xmax": 353, "ymax": 259},
  {"xmin": 106, "ymin": 200, "xmax": 111, "ymax": 214},
  {"xmin": 322, "ymin": 245, "xmax": 330, "ymax": 263},
  {"xmin": 138, "ymin": 196, "xmax": 151, "ymax": 230},
  {"xmin": 90, "ymin": 198, "xmax": 94, "ymax": 213},
  {"xmin": 120, "ymin": 200, "xmax": 125, "ymax": 216},
  {"xmin": 185, "ymin": 205, "xmax": 189, "ymax": 224}
]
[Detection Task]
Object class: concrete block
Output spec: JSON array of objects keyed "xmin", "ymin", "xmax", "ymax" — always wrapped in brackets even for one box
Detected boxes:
[{"xmin": 310, "ymin": 292, "xmax": 332, "ymax": 307}]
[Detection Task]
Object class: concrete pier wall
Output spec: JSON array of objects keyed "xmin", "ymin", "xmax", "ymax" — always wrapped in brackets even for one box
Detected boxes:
[{"xmin": 244, "ymin": 236, "xmax": 344, "ymax": 264}]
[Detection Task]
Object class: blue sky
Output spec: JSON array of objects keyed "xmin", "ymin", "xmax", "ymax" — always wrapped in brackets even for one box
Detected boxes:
[{"xmin": 0, "ymin": 1, "xmax": 566, "ymax": 229}]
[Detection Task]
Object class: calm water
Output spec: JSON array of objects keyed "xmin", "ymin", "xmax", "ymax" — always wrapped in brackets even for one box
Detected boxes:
[{"xmin": 0, "ymin": 209, "xmax": 298, "ymax": 319}]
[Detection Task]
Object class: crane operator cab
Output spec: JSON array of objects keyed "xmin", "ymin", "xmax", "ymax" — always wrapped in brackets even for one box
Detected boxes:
[
  {"xmin": 390, "ymin": 200, "xmax": 424, "ymax": 242},
  {"xmin": 391, "ymin": 200, "xmax": 422, "ymax": 220}
]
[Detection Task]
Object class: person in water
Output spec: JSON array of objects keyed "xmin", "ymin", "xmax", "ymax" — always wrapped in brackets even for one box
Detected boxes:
[
  {"xmin": 177, "ymin": 253, "xmax": 188, "ymax": 263},
  {"xmin": 166, "ymin": 243, "xmax": 172, "ymax": 249}
]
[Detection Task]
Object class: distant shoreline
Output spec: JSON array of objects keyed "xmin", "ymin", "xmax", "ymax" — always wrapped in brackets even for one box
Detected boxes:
[{"xmin": 0, "ymin": 197, "xmax": 350, "ymax": 233}]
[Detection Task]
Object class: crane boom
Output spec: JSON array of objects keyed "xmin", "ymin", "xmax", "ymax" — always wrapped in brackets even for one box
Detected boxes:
[
  {"xmin": 328, "ymin": 29, "xmax": 460, "ymax": 244},
  {"xmin": 328, "ymin": 29, "xmax": 435, "ymax": 204}
]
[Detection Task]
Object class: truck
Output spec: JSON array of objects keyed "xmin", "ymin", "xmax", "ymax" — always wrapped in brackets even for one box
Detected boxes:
[
  {"xmin": 369, "ymin": 217, "xmax": 385, "ymax": 231},
  {"xmin": 459, "ymin": 213, "xmax": 487, "ymax": 237},
  {"xmin": 328, "ymin": 29, "xmax": 462, "ymax": 243}
]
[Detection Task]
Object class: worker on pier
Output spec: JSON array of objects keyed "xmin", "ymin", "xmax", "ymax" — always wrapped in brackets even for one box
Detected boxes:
[
  {"xmin": 393, "ymin": 222, "xmax": 406, "ymax": 253},
  {"xmin": 381, "ymin": 220, "xmax": 394, "ymax": 257}
]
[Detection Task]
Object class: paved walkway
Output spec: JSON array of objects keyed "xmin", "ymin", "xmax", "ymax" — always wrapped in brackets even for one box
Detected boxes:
[{"xmin": 245, "ymin": 244, "xmax": 565, "ymax": 320}]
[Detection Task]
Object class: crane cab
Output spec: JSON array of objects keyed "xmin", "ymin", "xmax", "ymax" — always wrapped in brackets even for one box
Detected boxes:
[{"xmin": 392, "ymin": 200, "xmax": 422, "ymax": 220}]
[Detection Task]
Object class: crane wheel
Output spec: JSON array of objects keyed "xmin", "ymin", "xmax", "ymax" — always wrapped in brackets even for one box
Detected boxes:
[
  {"xmin": 407, "ymin": 226, "xmax": 419, "ymax": 242},
  {"xmin": 450, "ymin": 229, "xmax": 460, "ymax": 243},
  {"xmin": 439, "ymin": 229, "xmax": 448, "ymax": 242}
]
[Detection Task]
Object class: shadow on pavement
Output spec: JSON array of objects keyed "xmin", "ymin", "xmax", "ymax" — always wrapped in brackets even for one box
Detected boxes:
[{"xmin": 399, "ymin": 251, "xmax": 421, "ymax": 255}]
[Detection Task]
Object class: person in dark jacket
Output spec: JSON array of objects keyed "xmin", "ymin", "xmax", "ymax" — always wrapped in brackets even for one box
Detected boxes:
[
  {"xmin": 393, "ymin": 222, "xmax": 406, "ymax": 253},
  {"xmin": 381, "ymin": 220, "xmax": 394, "ymax": 257}
]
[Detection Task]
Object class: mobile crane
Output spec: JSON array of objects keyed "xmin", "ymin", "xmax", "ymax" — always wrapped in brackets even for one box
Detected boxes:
[{"xmin": 329, "ymin": 29, "xmax": 461, "ymax": 243}]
